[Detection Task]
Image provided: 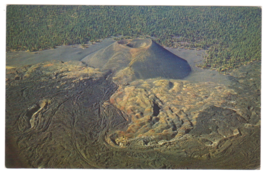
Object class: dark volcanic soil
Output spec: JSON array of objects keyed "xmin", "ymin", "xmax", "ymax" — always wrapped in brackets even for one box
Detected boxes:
[{"xmin": 5, "ymin": 39, "xmax": 261, "ymax": 169}]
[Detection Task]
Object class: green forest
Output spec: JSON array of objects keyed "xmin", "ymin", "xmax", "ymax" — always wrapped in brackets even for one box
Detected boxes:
[{"xmin": 6, "ymin": 6, "xmax": 261, "ymax": 72}]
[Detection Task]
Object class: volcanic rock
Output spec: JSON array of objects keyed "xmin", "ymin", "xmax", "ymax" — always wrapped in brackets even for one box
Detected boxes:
[{"xmin": 82, "ymin": 39, "xmax": 191, "ymax": 84}]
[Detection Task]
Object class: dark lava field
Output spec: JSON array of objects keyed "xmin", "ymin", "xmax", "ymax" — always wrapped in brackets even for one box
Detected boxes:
[{"xmin": 6, "ymin": 38, "xmax": 261, "ymax": 169}]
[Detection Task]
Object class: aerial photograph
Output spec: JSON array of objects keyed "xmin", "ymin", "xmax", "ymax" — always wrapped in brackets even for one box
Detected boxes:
[{"xmin": 5, "ymin": 5, "xmax": 261, "ymax": 169}]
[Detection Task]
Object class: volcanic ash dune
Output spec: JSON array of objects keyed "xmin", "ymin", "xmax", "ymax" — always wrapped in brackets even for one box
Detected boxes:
[{"xmin": 81, "ymin": 39, "xmax": 191, "ymax": 84}]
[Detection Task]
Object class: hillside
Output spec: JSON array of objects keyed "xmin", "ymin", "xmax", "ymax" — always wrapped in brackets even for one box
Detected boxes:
[{"xmin": 82, "ymin": 38, "xmax": 191, "ymax": 84}]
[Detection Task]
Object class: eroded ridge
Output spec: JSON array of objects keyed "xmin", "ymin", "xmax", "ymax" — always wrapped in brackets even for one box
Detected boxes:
[{"xmin": 107, "ymin": 79, "xmax": 246, "ymax": 148}]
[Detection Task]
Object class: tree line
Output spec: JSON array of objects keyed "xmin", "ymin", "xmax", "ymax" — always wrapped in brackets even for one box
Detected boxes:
[{"xmin": 6, "ymin": 5, "xmax": 261, "ymax": 72}]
